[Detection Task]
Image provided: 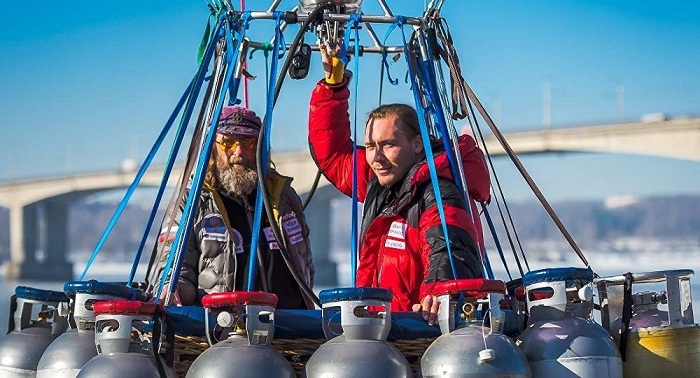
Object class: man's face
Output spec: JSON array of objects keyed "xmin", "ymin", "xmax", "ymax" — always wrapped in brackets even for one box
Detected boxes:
[
  {"xmin": 214, "ymin": 133, "xmax": 258, "ymax": 197},
  {"xmin": 214, "ymin": 134, "xmax": 257, "ymax": 170},
  {"xmin": 364, "ymin": 115, "xmax": 422, "ymax": 187}
]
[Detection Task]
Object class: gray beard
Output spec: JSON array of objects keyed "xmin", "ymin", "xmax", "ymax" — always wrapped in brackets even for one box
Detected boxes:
[{"xmin": 216, "ymin": 165, "xmax": 258, "ymax": 199}]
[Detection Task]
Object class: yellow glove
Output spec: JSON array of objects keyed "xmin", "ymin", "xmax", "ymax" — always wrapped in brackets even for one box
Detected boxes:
[
  {"xmin": 320, "ymin": 40, "xmax": 346, "ymax": 85},
  {"xmin": 324, "ymin": 56, "xmax": 346, "ymax": 85}
]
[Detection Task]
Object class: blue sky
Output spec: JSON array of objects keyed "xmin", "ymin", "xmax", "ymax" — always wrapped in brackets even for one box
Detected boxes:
[{"xmin": 1, "ymin": 1, "xmax": 699, "ymax": 202}]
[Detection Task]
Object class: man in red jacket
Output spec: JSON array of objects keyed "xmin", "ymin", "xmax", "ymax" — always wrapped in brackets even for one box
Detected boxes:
[{"xmin": 308, "ymin": 44, "xmax": 491, "ymax": 325}]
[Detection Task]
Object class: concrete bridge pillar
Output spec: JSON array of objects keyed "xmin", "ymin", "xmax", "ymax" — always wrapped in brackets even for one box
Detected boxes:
[
  {"xmin": 8, "ymin": 204, "xmax": 34, "ymax": 266},
  {"xmin": 44, "ymin": 200, "xmax": 73, "ymax": 278},
  {"xmin": 5, "ymin": 201, "xmax": 73, "ymax": 281},
  {"xmin": 7, "ymin": 204, "xmax": 37, "ymax": 280}
]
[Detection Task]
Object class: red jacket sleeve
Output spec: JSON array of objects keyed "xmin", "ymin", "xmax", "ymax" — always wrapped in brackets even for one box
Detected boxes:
[
  {"xmin": 308, "ymin": 80, "xmax": 372, "ymax": 201},
  {"xmin": 457, "ymin": 134, "xmax": 491, "ymax": 247},
  {"xmin": 457, "ymin": 134, "xmax": 491, "ymax": 203},
  {"xmin": 416, "ymin": 179, "xmax": 483, "ymax": 302}
]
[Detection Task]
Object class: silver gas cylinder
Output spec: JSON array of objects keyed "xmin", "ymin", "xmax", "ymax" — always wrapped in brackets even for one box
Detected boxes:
[
  {"xmin": 76, "ymin": 300, "xmax": 176, "ymax": 378},
  {"xmin": 305, "ymin": 287, "xmax": 412, "ymax": 378},
  {"xmin": 186, "ymin": 291, "xmax": 294, "ymax": 378},
  {"xmin": 517, "ymin": 267, "xmax": 623, "ymax": 378},
  {"xmin": 595, "ymin": 269, "xmax": 700, "ymax": 377},
  {"xmin": 0, "ymin": 286, "xmax": 69, "ymax": 377},
  {"xmin": 37, "ymin": 281, "xmax": 141, "ymax": 378},
  {"xmin": 421, "ymin": 278, "xmax": 531, "ymax": 378}
]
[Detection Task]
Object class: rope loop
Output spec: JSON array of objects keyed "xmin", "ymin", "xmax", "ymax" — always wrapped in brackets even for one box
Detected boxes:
[
  {"xmin": 380, "ymin": 51, "xmax": 399, "ymax": 87},
  {"xmin": 339, "ymin": 14, "xmax": 363, "ymax": 65},
  {"xmin": 273, "ymin": 13, "xmax": 287, "ymax": 59},
  {"xmin": 349, "ymin": 13, "xmax": 363, "ymax": 23},
  {"xmin": 240, "ymin": 10, "xmax": 253, "ymax": 28},
  {"xmin": 394, "ymin": 15, "xmax": 406, "ymax": 27}
]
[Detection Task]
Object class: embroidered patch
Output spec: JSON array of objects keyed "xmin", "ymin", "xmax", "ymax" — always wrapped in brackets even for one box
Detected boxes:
[
  {"xmin": 158, "ymin": 226, "xmax": 178, "ymax": 244},
  {"xmin": 387, "ymin": 221, "xmax": 407, "ymax": 239},
  {"xmin": 282, "ymin": 216, "xmax": 302, "ymax": 236},
  {"xmin": 232, "ymin": 229, "xmax": 245, "ymax": 254},
  {"xmin": 263, "ymin": 227, "xmax": 276, "ymax": 242},
  {"xmin": 384, "ymin": 238, "xmax": 406, "ymax": 250},
  {"xmin": 201, "ymin": 214, "xmax": 227, "ymax": 242},
  {"xmin": 288, "ymin": 233, "xmax": 304, "ymax": 245},
  {"xmin": 263, "ymin": 227, "xmax": 280, "ymax": 250}
]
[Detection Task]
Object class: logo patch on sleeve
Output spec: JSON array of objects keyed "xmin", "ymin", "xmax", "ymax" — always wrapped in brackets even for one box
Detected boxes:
[
  {"xmin": 288, "ymin": 233, "xmax": 304, "ymax": 245},
  {"xmin": 201, "ymin": 214, "xmax": 228, "ymax": 242},
  {"xmin": 281, "ymin": 213, "xmax": 304, "ymax": 245},
  {"xmin": 263, "ymin": 227, "xmax": 280, "ymax": 250},
  {"xmin": 387, "ymin": 221, "xmax": 407, "ymax": 239},
  {"xmin": 232, "ymin": 229, "xmax": 245, "ymax": 254},
  {"xmin": 282, "ymin": 215, "xmax": 302, "ymax": 235}
]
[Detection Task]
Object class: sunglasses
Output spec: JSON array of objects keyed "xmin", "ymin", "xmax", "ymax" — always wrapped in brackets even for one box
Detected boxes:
[{"xmin": 215, "ymin": 137, "xmax": 257, "ymax": 152}]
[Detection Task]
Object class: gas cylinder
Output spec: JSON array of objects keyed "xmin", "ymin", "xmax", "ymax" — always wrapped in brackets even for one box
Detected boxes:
[
  {"xmin": 305, "ymin": 287, "xmax": 412, "ymax": 378},
  {"xmin": 185, "ymin": 291, "xmax": 294, "ymax": 377},
  {"xmin": 37, "ymin": 281, "xmax": 142, "ymax": 378},
  {"xmin": 0, "ymin": 286, "xmax": 69, "ymax": 377},
  {"xmin": 517, "ymin": 267, "xmax": 623, "ymax": 378},
  {"xmin": 420, "ymin": 278, "xmax": 531, "ymax": 378},
  {"xmin": 595, "ymin": 269, "xmax": 700, "ymax": 377},
  {"xmin": 76, "ymin": 300, "xmax": 176, "ymax": 378},
  {"xmin": 505, "ymin": 278, "xmax": 528, "ymax": 336}
]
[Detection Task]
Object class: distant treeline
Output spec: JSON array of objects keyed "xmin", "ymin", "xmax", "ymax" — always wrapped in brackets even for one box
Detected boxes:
[
  {"xmin": 496, "ymin": 194, "xmax": 700, "ymax": 249},
  {"xmin": 0, "ymin": 194, "xmax": 698, "ymax": 260}
]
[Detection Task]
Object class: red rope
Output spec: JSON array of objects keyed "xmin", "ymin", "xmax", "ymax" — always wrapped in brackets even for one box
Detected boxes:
[{"xmin": 241, "ymin": 0, "xmax": 249, "ymax": 107}]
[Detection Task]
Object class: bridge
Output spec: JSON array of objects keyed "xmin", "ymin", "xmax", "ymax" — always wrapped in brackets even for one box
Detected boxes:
[{"xmin": 0, "ymin": 117, "xmax": 698, "ymax": 281}]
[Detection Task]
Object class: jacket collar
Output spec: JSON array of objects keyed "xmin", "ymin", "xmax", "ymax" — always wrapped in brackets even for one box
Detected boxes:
[{"xmin": 411, "ymin": 135, "xmax": 473, "ymax": 186}]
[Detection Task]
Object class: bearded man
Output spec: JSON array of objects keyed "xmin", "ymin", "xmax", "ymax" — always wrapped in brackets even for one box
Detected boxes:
[{"xmin": 155, "ymin": 106, "xmax": 315, "ymax": 309}]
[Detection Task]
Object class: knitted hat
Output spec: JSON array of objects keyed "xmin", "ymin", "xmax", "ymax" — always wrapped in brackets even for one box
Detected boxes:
[{"xmin": 216, "ymin": 106, "xmax": 262, "ymax": 137}]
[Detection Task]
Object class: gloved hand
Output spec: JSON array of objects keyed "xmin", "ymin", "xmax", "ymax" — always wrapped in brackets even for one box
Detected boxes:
[
  {"xmin": 320, "ymin": 40, "xmax": 346, "ymax": 85},
  {"xmin": 159, "ymin": 279, "xmax": 196, "ymax": 306},
  {"xmin": 159, "ymin": 282, "xmax": 183, "ymax": 306}
]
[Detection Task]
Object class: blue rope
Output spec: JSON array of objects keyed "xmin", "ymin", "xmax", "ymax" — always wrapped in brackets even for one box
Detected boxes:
[
  {"xmin": 153, "ymin": 24, "xmax": 224, "ymax": 299},
  {"xmin": 418, "ymin": 28, "xmax": 491, "ymax": 278},
  {"xmin": 125, "ymin": 77, "xmax": 196, "ymax": 286},
  {"xmin": 148, "ymin": 14, "xmax": 246, "ymax": 292},
  {"xmin": 227, "ymin": 12, "xmax": 249, "ymax": 104},
  {"xmin": 412, "ymin": 28, "xmax": 491, "ymax": 279},
  {"xmin": 79, "ymin": 78, "xmax": 196, "ymax": 282},
  {"xmin": 346, "ymin": 13, "xmax": 362, "ymax": 286},
  {"xmin": 246, "ymin": 12, "xmax": 284, "ymax": 291},
  {"xmin": 380, "ymin": 23, "xmax": 401, "ymax": 88},
  {"xmin": 155, "ymin": 14, "xmax": 239, "ymax": 300},
  {"xmin": 414, "ymin": 34, "xmax": 465, "ymax": 197},
  {"xmin": 163, "ymin": 14, "xmax": 249, "ymax": 295},
  {"xmin": 397, "ymin": 18, "xmax": 458, "ymax": 279},
  {"xmin": 380, "ymin": 50, "xmax": 399, "ymax": 88},
  {"xmin": 82, "ymin": 15, "xmax": 225, "ymax": 281}
]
